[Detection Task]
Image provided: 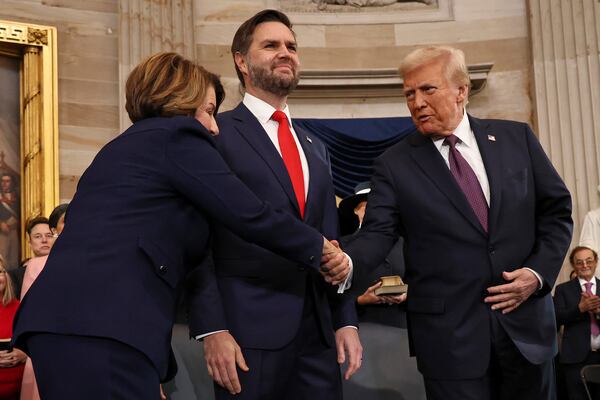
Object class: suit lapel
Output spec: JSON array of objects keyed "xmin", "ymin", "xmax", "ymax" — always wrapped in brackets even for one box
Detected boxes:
[
  {"xmin": 294, "ymin": 125, "xmax": 322, "ymax": 224},
  {"xmin": 231, "ymin": 104, "xmax": 301, "ymax": 216},
  {"xmin": 470, "ymin": 115, "xmax": 503, "ymax": 235},
  {"xmin": 408, "ymin": 132, "xmax": 485, "ymax": 235}
]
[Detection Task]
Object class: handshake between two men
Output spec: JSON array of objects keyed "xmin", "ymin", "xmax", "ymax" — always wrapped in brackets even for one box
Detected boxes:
[{"xmin": 320, "ymin": 238, "xmax": 352, "ymax": 286}]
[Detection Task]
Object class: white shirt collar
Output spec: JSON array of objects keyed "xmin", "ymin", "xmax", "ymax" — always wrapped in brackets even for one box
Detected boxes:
[
  {"xmin": 579, "ymin": 277, "xmax": 596, "ymax": 287},
  {"xmin": 432, "ymin": 110, "xmax": 473, "ymax": 150},
  {"xmin": 243, "ymin": 93, "xmax": 292, "ymax": 125}
]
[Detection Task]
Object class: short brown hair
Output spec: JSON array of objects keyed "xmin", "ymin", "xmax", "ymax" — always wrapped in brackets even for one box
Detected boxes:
[
  {"xmin": 231, "ymin": 9, "xmax": 295, "ymax": 87},
  {"xmin": 26, "ymin": 216, "xmax": 49, "ymax": 235},
  {"xmin": 399, "ymin": 46, "xmax": 470, "ymax": 88},
  {"xmin": 569, "ymin": 245, "xmax": 599, "ymax": 265},
  {"xmin": 125, "ymin": 52, "xmax": 210, "ymax": 123},
  {"xmin": 0, "ymin": 255, "xmax": 16, "ymax": 306}
]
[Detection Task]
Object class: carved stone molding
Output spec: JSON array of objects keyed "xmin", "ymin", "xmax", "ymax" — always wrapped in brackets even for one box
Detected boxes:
[
  {"xmin": 289, "ymin": 62, "xmax": 493, "ymax": 99},
  {"xmin": 27, "ymin": 28, "xmax": 48, "ymax": 45},
  {"xmin": 279, "ymin": 0, "xmax": 453, "ymax": 24}
]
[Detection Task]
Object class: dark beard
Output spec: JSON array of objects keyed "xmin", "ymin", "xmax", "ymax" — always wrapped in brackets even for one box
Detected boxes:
[{"xmin": 248, "ymin": 60, "xmax": 299, "ymax": 97}]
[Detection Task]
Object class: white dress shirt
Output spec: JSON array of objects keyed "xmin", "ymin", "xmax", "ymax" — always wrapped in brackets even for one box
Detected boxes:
[{"xmin": 243, "ymin": 93, "xmax": 310, "ymax": 194}]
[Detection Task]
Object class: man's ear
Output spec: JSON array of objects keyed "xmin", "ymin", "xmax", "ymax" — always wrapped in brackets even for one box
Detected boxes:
[
  {"xmin": 234, "ymin": 52, "xmax": 248, "ymax": 77},
  {"xmin": 457, "ymin": 84, "xmax": 469, "ymax": 104}
]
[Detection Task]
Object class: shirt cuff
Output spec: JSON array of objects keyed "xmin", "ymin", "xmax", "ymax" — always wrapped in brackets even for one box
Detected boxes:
[
  {"xmin": 194, "ymin": 329, "xmax": 228, "ymax": 341},
  {"xmin": 524, "ymin": 267, "xmax": 543, "ymax": 290},
  {"xmin": 337, "ymin": 253, "xmax": 353, "ymax": 293},
  {"xmin": 337, "ymin": 325, "xmax": 358, "ymax": 331}
]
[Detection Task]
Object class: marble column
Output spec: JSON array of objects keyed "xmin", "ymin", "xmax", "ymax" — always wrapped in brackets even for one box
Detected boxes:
[
  {"xmin": 528, "ymin": 0, "xmax": 600, "ymax": 280},
  {"xmin": 119, "ymin": 0, "xmax": 196, "ymax": 130}
]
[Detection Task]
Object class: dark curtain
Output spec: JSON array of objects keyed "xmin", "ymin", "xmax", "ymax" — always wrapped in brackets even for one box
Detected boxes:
[{"xmin": 294, "ymin": 117, "xmax": 415, "ymax": 197}]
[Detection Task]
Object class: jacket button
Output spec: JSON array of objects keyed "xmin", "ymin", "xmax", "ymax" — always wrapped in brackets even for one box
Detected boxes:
[
  {"xmin": 159, "ymin": 265, "xmax": 167, "ymax": 274},
  {"xmin": 309, "ymin": 255, "xmax": 315, "ymax": 262}
]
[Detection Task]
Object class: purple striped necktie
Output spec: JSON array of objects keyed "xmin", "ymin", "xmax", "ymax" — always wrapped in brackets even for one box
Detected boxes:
[
  {"xmin": 443, "ymin": 134, "xmax": 489, "ymax": 232},
  {"xmin": 584, "ymin": 282, "xmax": 600, "ymax": 337}
]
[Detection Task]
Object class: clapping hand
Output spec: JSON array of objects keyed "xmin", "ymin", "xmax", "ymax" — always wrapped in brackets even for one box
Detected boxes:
[{"xmin": 321, "ymin": 239, "xmax": 350, "ymax": 285}]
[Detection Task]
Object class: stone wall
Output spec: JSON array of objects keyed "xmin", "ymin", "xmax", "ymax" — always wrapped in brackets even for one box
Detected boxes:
[{"xmin": 0, "ymin": 0, "xmax": 119, "ymax": 202}]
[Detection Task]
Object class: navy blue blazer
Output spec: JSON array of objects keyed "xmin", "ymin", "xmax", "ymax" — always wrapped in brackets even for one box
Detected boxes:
[
  {"xmin": 189, "ymin": 103, "xmax": 358, "ymax": 348},
  {"xmin": 346, "ymin": 116, "xmax": 572, "ymax": 379},
  {"xmin": 554, "ymin": 277, "xmax": 600, "ymax": 364},
  {"xmin": 12, "ymin": 116, "xmax": 327, "ymax": 380}
]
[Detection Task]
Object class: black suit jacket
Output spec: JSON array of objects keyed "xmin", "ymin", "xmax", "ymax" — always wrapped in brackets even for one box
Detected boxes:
[
  {"xmin": 12, "ymin": 116, "xmax": 326, "ymax": 380},
  {"xmin": 346, "ymin": 115, "xmax": 572, "ymax": 379},
  {"xmin": 554, "ymin": 277, "xmax": 599, "ymax": 364}
]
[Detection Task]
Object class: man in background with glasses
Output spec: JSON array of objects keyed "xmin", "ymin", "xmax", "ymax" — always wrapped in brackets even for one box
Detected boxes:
[{"xmin": 555, "ymin": 246, "xmax": 600, "ymax": 400}]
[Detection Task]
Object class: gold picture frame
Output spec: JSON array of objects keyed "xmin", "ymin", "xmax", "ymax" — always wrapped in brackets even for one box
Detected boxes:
[{"xmin": 0, "ymin": 20, "xmax": 58, "ymax": 261}]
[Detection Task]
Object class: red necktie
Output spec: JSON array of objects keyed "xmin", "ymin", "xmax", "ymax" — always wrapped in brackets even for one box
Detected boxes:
[
  {"xmin": 444, "ymin": 134, "xmax": 489, "ymax": 232},
  {"xmin": 271, "ymin": 111, "xmax": 305, "ymax": 218},
  {"xmin": 584, "ymin": 282, "xmax": 600, "ymax": 337}
]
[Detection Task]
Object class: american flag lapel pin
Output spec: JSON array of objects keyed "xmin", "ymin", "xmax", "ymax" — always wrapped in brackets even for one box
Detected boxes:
[
  {"xmin": 487, "ymin": 134, "xmax": 496, "ymax": 142},
  {"xmin": 306, "ymin": 136, "xmax": 312, "ymax": 143}
]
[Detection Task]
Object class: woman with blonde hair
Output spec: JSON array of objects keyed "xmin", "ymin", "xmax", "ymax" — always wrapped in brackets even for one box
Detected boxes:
[{"xmin": 12, "ymin": 52, "xmax": 345, "ymax": 399}]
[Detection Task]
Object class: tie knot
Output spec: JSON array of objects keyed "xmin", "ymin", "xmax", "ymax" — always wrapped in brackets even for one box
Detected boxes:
[
  {"xmin": 585, "ymin": 282, "xmax": 594, "ymax": 292},
  {"xmin": 443, "ymin": 134, "xmax": 459, "ymax": 148},
  {"xmin": 271, "ymin": 110, "xmax": 287, "ymax": 124}
]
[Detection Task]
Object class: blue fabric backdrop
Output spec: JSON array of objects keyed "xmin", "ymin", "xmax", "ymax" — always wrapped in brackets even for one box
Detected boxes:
[{"xmin": 294, "ymin": 117, "xmax": 415, "ymax": 197}]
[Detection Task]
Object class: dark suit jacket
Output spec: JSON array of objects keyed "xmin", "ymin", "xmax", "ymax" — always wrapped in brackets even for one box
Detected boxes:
[
  {"xmin": 12, "ymin": 116, "xmax": 326, "ymax": 381},
  {"xmin": 343, "ymin": 235, "xmax": 407, "ymax": 328},
  {"xmin": 346, "ymin": 115, "xmax": 572, "ymax": 380},
  {"xmin": 190, "ymin": 103, "xmax": 357, "ymax": 349},
  {"xmin": 554, "ymin": 277, "xmax": 599, "ymax": 364}
]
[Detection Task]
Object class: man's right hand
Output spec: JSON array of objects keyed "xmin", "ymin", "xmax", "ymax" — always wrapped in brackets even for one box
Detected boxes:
[
  {"xmin": 203, "ymin": 331, "xmax": 249, "ymax": 395},
  {"xmin": 0, "ymin": 222, "xmax": 9, "ymax": 234},
  {"xmin": 321, "ymin": 238, "xmax": 350, "ymax": 285},
  {"xmin": 579, "ymin": 292, "xmax": 600, "ymax": 313}
]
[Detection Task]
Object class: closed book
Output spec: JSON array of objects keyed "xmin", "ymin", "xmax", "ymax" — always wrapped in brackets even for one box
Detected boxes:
[{"xmin": 374, "ymin": 275, "xmax": 408, "ymax": 296}]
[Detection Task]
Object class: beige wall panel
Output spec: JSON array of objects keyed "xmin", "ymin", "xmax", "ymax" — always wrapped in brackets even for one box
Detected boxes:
[
  {"xmin": 290, "ymin": 96, "xmax": 406, "ymax": 119},
  {"xmin": 294, "ymin": 38, "xmax": 528, "ymax": 71},
  {"xmin": 196, "ymin": 44, "xmax": 237, "ymax": 76},
  {"xmin": 195, "ymin": 23, "xmax": 239, "ymax": 46},
  {"xmin": 59, "ymin": 103, "xmax": 119, "ymax": 129},
  {"xmin": 0, "ymin": 0, "xmax": 117, "ymax": 36},
  {"xmin": 194, "ymin": 0, "xmax": 270, "ymax": 22},
  {"xmin": 59, "ymin": 54, "xmax": 118, "ymax": 82},
  {"xmin": 325, "ymin": 24, "xmax": 395, "ymax": 48},
  {"xmin": 59, "ymin": 125, "xmax": 118, "ymax": 153},
  {"xmin": 57, "ymin": 31, "xmax": 117, "ymax": 58},
  {"xmin": 59, "ymin": 175, "xmax": 79, "ymax": 202},
  {"xmin": 42, "ymin": 0, "xmax": 117, "ymax": 14},
  {"xmin": 467, "ymin": 70, "xmax": 531, "ymax": 124},
  {"xmin": 59, "ymin": 79, "xmax": 119, "ymax": 106},
  {"xmin": 394, "ymin": 16, "xmax": 527, "ymax": 46},
  {"xmin": 452, "ymin": 0, "xmax": 525, "ymax": 20}
]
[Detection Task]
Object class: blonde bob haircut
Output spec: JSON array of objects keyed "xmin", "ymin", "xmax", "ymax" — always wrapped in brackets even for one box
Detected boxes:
[
  {"xmin": 126, "ymin": 52, "xmax": 209, "ymax": 123},
  {"xmin": 399, "ymin": 46, "xmax": 470, "ymax": 89},
  {"xmin": 0, "ymin": 255, "xmax": 16, "ymax": 306}
]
